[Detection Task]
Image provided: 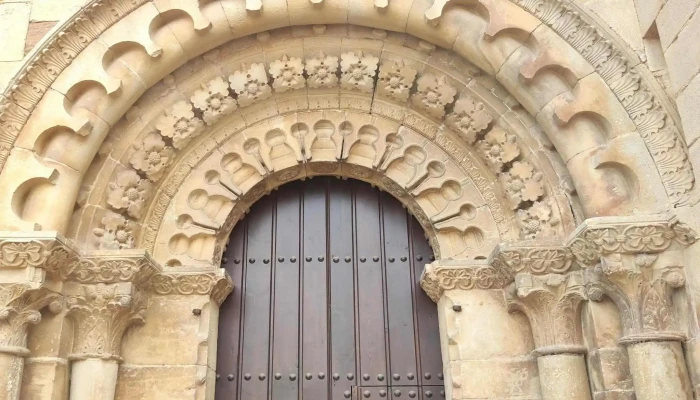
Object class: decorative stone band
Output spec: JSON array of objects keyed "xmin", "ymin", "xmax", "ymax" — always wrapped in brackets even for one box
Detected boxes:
[
  {"xmin": 71, "ymin": 250, "xmax": 160, "ymax": 286},
  {"xmin": 0, "ymin": 283, "xmax": 62, "ymax": 356},
  {"xmin": 420, "ymin": 259, "xmax": 513, "ymax": 303},
  {"xmin": 506, "ymin": 271, "xmax": 588, "ymax": 355},
  {"xmin": 492, "ymin": 240, "xmax": 576, "ymax": 276},
  {"xmin": 0, "ymin": 232, "xmax": 79, "ymax": 280},
  {"xmin": 144, "ymin": 269, "xmax": 233, "ymax": 306},
  {"xmin": 567, "ymin": 214, "xmax": 698, "ymax": 265}
]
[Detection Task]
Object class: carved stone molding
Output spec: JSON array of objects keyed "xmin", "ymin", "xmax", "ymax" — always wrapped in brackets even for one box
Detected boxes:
[
  {"xmin": 71, "ymin": 250, "xmax": 160, "ymax": 286},
  {"xmin": 145, "ymin": 269, "xmax": 233, "ymax": 306},
  {"xmin": 66, "ymin": 282, "xmax": 146, "ymax": 362},
  {"xmin": 0, "ymin": 232, "xmax": 79, "ymax": 279},
  {"xmin": 0, "ymin": 283, "xmax": 62, "ymax": 356},
  {"xmin": 420, "ymin": 260, "xmax": 513, "ymax": 303},
  {"xmin": 568, "ymin": 214, "xmax": 698, "ymax": 265},
  {"xmin": 493, "ymin": 241, "xmax": 575, "ymax": 276},
  {"xmin": 506, "ymin": 272, "xmax": 587, "ymax": 355},
  {"xmin": 585, "ymin": 253, "xmax": 687, "ymax": 343}
]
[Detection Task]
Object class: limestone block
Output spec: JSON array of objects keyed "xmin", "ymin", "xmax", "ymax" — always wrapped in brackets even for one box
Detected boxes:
[
  {"xmin": 348, "ymin": 0, "xmax": 414, "ymax": 32},
  {"xmin": 287, "ymin": 0, "xmax": 347, "ymax": 25},
  {"xmin": 0, "ymin": 61, "xmax": 22, "ymax": 92},
  {"xmin": 537, "ymin": 354, "xmax": 592, "ymax": 400},
  {"xmin": 30, "ymin": 0, "xmax": 86, "ymax": 22},
  {"xmin": 577, "ymin": 0, "xmax": 644, "ymax": 55},
  {"xmin": 219, "ymin": 0, "xmax": 290, "ymax": 40},
  {"xmin": 406, "ymin": 0, "xmax": 466, "ymax": 50},
  {"xmin": 627, "ymin": 341, "xmax": 693, "ymax": 400},
  {"xmin": 21, "ymin": 358, "xmax": 69, "ymax": 400},
  {"xmin": 448, "ymin": 358, "xmax": 540, "ymax": 399},
  {"xmin": 633, "ymin": 0, "xmax": 664, "ymax": 36},
  {"xmin": 0, "ymin": 2, "xmax": 30, "ymax": 62},
  {"xmin": 676, "ymin": 72, "xmax": 700, "ymax": 145},
  {"xmin": 153, "ymin": 0, "xmax": 235, "ymax": 60},
  {"xmin": 121, "ymin": 294, "xmax": 215, "ymax": 366},
  {"xmin": 657, "ymin": 0, "xmax": 700, "ymax": 50},
  {"xmin": 115, "ymin": 364, "xmax": 203, "ymax": 400},
  {"xmin": 665, "ymin": 9, "xmax": 700, "ymax": 93},
  {"xmin": 587, "ymin": 348, "xmax": 634, "ymax": 395}
]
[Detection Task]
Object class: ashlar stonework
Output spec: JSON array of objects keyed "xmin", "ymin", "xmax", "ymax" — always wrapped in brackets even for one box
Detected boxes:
[{"xmin": 1, "ymin": 0, "xmax": 700, "ymax": 399}]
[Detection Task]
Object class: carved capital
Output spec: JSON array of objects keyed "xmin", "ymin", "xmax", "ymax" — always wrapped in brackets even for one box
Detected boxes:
[
  {"xmin": 585, "ymin": 253, "xmax": 686, "ymax": 343},
  {"xmin": 0, "ymin": 232, "xmax": 80, "ymax": 282},
  {"xmin": 420, "ymin": 260, "xmax": 513, "ymax": 302},
  {"xmin": 506, "ymin": 272, "xmax": 587, "ymax": 355},
  {"xmin": 568, "ymin": 214, "xmax": 697, "ymax": 265},
  {"xmin": 493, "ymin": 241, "xmax": 575, "ymax": 276},
  {"xmin": 0, "ymin": 283, "xmax": 62, "ymax": 356},
  {"xmin": 145, "ymin": 269, "xmax": 233, "ymax": 305},
  {"xmin": 66, "ymin": 282, "xmax": 146, "ymax": 361}
]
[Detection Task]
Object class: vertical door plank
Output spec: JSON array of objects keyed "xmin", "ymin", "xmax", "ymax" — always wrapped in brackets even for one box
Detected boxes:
[
  {"xmin": 239, "ymin": 195, "xmax": 274, "ymax": 399},
  {"xmin": 409, "ymin": 219, "xmax": 444, "ymax": 387},
  {"xmin": 271, "ymin": 184, "xmax": 301, "ymax": 399},
  {"xmin": 329, "ymin": 179, "xmax": 357, "ymax": 399},
  {"xmin": 216, "ymin": 220, "xmax": 246, "ymax": 399},
  {"xmin": 301, "ymin": 178, "xmax": 329, "ymax": 400},
  {"xmin": 354, "ymin": 180, "xmax": 388, "ymax": 387},
  {"xmin": 381, "ymin": 192, "xmax": 419, "ymax": 386}
]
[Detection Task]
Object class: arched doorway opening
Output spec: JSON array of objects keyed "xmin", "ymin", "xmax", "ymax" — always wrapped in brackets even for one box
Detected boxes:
[{"xmin": 216, "ymin": 177, "xmax": 445, "ymax": 399}]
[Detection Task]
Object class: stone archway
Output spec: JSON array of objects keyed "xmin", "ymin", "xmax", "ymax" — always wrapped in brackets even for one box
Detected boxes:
[{"xmin": 0, "ymin": 1, "xmax": 699, "ymax": 400}]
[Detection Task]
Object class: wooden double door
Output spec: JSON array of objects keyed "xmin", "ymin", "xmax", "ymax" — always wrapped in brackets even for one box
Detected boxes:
[{"xmin": 216, "ymin": 177, "xmax": 445, "ymax": 399}]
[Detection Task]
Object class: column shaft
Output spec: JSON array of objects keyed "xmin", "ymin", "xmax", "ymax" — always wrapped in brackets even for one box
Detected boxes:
[
  {"xmin": 70, "ymin": 359, "xmax": 119, "ymax": 400},
  {"xmin": 626, "ymin": 341, "xmax": 693, "ymax": 400},
  {"xmin": 0, "ymin": 352, "xmax": 25, "ymax": 400},
  {"xmin": 537, "ymin": 353, "xmax": 592, "ymax": 400}
]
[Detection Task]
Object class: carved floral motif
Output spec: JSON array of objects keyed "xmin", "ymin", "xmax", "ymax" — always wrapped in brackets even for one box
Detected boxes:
[
  {"xmin": 411, "ymin": 74, "xmax": 457, "ymax": 119},
  {"xmin": 516, "ymin": 201, "xmax": 560, "ymax": 239},
  {"xmin": 377, "ymin": 61, "xmax": 417, "ymax": 102},
  {"xmin": 129, "ymin": 133, "xmax": 175, "ymax": 182},
  {"xmin": 499, "ymin": 161, "xmax": 544, "ymax": 209},
  {"xmin": 147, "ymin": 271, "xmax": 233, "ymax": 305},
  {"xmin": 305, "ymin": 52, "xmax": 339, "ymax": 88},
  {"xmin": 445, "ymin": 96, "xmax": 493, "ymax": 144},
  {"xmin": 229, "ymin": 63, "xmax": 272, "ymax": 107},
  {"xmin": 495, "ymin": 244, "xmax": 574, "ymax": 275},
  {"xmin": 269, "ymin": 55, "xmax": 306, "ymax": 92},
  {"xmin": 107, "ymin": 169, "xmax": 153, "ymax": 219},
  {"xmin": 93, "ymin": 213, "xmax": 135, "ymax": 250},
  {"xmin": 156, "ymin": 101, "xmax": 204, "ymax": 150},
  {"xmin": 420, "ymin": 262, "xmax": 513, "ymax": 302},
  {"xmin": 191, "ymin": 77, "xmax": 237, "ymax": 125},
  {"xmin": 568, "ymin": 215, "xmax": 698, "ymax": 265},
  {"xmin": 476, "ymin": 128, "xmax": 520, "ymax": 173},
  {"xmin": 340, "ymin": 51, "xmax": 379, "ymax": 93}
]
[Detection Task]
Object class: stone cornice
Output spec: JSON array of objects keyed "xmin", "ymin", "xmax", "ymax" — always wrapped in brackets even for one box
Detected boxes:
[
  {"xmin": 420, "ymin": 260, "xmax": 513, "ymax": 303},
  {"xmin": 145, "ymin": 269, "xmax": 233, "ymax": 306},
  {"xmin": 491, "ymin": 240, "xmax": 575, "ymax": 276},
  {"xmin": 567, "ymin": 214, "xmax": 698, "ymax": 265}
]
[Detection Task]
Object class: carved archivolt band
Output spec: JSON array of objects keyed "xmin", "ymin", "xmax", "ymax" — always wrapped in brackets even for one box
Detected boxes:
[{"xmin": 0, "ymin": 0, "xmax": 689, "ymax": 251}]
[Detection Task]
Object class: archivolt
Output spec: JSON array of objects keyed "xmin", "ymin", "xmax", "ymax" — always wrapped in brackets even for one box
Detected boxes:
[{"xmin": 0, "ymin": 0, "xmax": 690, "ymax": 254}]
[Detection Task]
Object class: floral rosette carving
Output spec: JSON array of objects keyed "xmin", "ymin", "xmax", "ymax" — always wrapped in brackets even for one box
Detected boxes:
[
  {"xmin": 107, "ymin": 169, "xmax": 153, "ymax": 219},
  {"xmin": 229, "ymin": 63, "xmax": 272, "ymax": 107},
  {"xmin": 420, "ymin": 263, "xmax": 513, "ymax": 302},
  {"xmin": 129, "ymin": 133, "xmax": 175, "ymax": 182},
  {"xmin": 445, "ymin": 96, "xmax": 492, "ymax": 144},
  {"xmin": 269, "ymin": 55, "xmax": 306, "ymax": 92},
  {"xmin": 306, "ymin": 52, "xmax": 339, "ymax": 88},
  {"xmin": 476, "ymin": 128, "xmax": 520, "ymax": 173},
  {"xmin": 340, "ymin": 51, "xmax": 379, "ymax": 93},
  {"xmin": 191, "ymin": 77, "xmax": 237, "ymax": 125},
  {"xmin": 410, "ymin": 74, "xmax": 457, "ymax": 119},
  {"xmin": 93, "ymin": 213, "xmax": 135, "ymax": 250},
  {"xmin": 499, "ymin": 161, "xmax": 544, "ymax": 210},
  {"xmin": 517, "ymin": 201, "xmax": 560, "ymax": 239},
  {"xmin": 156, "ymin": 101, "xmax": 204, "ymax": 150},
  {"xmin": 377, "ymin": 60, "xmax": 418, "ymax": 102}
]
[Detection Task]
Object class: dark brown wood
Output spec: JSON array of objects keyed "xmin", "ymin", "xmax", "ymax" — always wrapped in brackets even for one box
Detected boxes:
[{"xmin": 217, "ymin": 177, "xmax": 444, "ymax": 400}]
